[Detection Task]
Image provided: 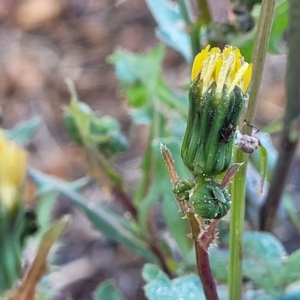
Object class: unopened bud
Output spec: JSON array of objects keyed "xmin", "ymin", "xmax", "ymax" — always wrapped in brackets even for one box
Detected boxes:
[
  {"xmin": 181, "ymin": 45, "xmax": 252, "ymax": 177},
  {"xmin": 190, "ymin": 181, "xmax": 231, "ymax": 219}
]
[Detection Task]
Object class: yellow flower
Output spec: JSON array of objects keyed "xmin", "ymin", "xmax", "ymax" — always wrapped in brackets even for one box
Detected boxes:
[
  {"xmin": 181, "ymin": 45, "xmax": 252, "ymax": 177},
  {"xmin": 191, "ymin": 45, "xmax": 252, "ymax": 99},
  {"xmin": 0, "ymin": 131, "xmax": 27, "ymax": 212}
]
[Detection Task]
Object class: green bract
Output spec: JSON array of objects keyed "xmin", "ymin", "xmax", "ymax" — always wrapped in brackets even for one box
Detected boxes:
[
  {"xmin": 181, "ymin": 45, "xmax": 251, "ymax": 178},
  {"xmin": 181, "ymin": 79, "xmax": 246, "ymax": 177},
  {"xmin": 190, "ymin": 181, "xmax": 231, "ymax": 219}
]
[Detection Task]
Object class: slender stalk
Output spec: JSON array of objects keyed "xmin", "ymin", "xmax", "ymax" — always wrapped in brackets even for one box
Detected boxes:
[
  {"xmin": 244, "ymin": 0, "xmax": 275, "ymax": 131},
  {"xmin": 189, "ymin": 214, "xmax": 219, "ymax": 300},
  {"xmin": 260, "ymin": 0, "xmax": 300, "ymax": 231},
  {"xmin": 143, "ymin": 98, "xmax": 174, "ymax": 275},
  {"xmin": 228, "ymin": 1, "xmax": 275, "ymax": 299},
  {"xmin": 86, "ymin": 151, "xmax": 137, "ymax": 218},
  {"xmin": 148, "ymin": 207, "xmax": 173, "ymax": 277},
  {"xmin": 195, "ymin": 0, "xmax": 212, "ymax": 24},
  {"xmin": 191, "ymin": 0, "xmax": 212, "ymax": 59},
  {"xmin": 161, "ymin": 145, "xmax": 219, "ymax": 299},
  {"xmin": 228, "ymin": 151, "xmax": 247, "ymax": 300},
  {"xmin": 177, "ymin": 0, "xmax": 193, "ymax": 26}
]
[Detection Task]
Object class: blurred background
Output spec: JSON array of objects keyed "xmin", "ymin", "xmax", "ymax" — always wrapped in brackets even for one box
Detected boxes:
[{"xmin": 0, "ymin": 0, "xmax": 290, "ymax": 299}]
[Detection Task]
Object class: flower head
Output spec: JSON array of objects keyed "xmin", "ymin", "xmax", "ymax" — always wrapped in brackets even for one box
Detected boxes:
[
  {"xmin": 191, "ymin": 45, "xmax": 252, "ymax": 99},
  {"xmin": 0, "ymin": 131, "xmax": 27, "ymax": 212},
  {"xmin": 181, "ymin": 45, "xmax": 252, "ymax": 177}
]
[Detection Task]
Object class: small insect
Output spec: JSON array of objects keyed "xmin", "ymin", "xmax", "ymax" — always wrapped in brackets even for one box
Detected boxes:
[
  {"xmin": 236, "ymin": 134, "xmax": 259, "ymax": 153},
  {"xmin": 220, "ymin": 123, "xmax": 236, "ymax": 143},
  {"xmin": 24, "ymin": 207, "xmax": 39, "ymax": 235}
]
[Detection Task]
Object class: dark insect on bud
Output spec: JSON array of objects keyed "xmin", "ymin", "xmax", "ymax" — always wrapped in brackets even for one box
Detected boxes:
[{"xmin": 220, "ymin": 123, "xmax": 236, "ymax": 143}]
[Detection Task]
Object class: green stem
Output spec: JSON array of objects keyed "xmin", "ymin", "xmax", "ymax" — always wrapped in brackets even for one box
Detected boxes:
[
  {"xmin": 176, "ymin": 0, "xmax": 193, "ymax": 26},
  {"xmin": 195, "ymin": 0, "xmax": 212, "ymax": 24},
  {"xmin": 228, "ymin": 1, "xmax": 275, "ymax": 299},
  {"xmin": 228, "ymin": 150, "xmax": 247, "ymax": 299},
  {"xmin": 244, "ymin": 0, "xmax": 275, "ymax": 131},
  {"xmin": 260, "ymin": 0, "xmax": 300, "ymax": 231},
  {"xmin": 191, "ymin": 0, "xmax": 212, "ymax": 59},
  {"xmin": 190, "ymin": 24, "xmax": 202, "ymax": 60}
]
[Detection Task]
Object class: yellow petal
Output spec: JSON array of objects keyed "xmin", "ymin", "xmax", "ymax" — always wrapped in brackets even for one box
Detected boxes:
[
  {"xmin": 243, "ymin": 64, "xmax": 253, "ymax": 92},
  {"xmin": 228, "ymin": 62, "xmax": 250, "ymax": 94},
  {"xmin": 216, "ymin": 53, "xmax": 235, "ymax": 98},
  {"xmin": 201, "ymin": 53, "xmax": 219, "ymax": 95},
  {"xmin": 0, "ymin": 130, "xmax": 27, "ymax": 211},
  {"xmin": 191, "ymin": 45, "xmax": 211, "ymax": 81}
]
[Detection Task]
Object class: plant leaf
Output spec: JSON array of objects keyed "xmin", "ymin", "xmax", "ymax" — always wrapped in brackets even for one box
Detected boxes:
[
  {"xmin": 209, "ymin": 232, "xmax": 300, "ymax": 296},
  {"xmin": 29, "ymin": 168, "xmax": 158, "ymax": 263},
  {"xmin": 232, "ymin": 0, "xmax": 288, "ymax": 61},
  {"xmin": 4, "ymin": 116, "xmax": 42, "ymax": 146},
  {"xmin": 142, "ymin": 264, "xmax": 229, "ymax": 300},
  {"xmin": 250, "ymin": 132, "xmax": 278, "ymax": 182},
  {"xmin": 242, "ymin": 232, "xmax": 288, "ymax": 296},
  {"xmin": 258, "ymin": 143, "xmax": 268, "ymax": 193},
  {"xmin": 7, "ymin": 218, "xmax": 68, "ymax": 300},
  {"xmin": 209, "ymin": 246, "xmax": 229, "ymax": 283},
  {"xmin": 142, "ymin": 264, "xmax": 206, "ymax": 300},
  {"xmin": 94, "ymin": 280, "xmax": 124, "ymax": 300},
  {"xmin": 108, "ymin": 45, "xmax": 165, "ymax": 93},
  {"xmin": 145, "ymin": 0, "xmax": 191, "ymax": 62},
  {"xmin": 283, "ymin": 249, "xmax": 300, "ymax": 285}
]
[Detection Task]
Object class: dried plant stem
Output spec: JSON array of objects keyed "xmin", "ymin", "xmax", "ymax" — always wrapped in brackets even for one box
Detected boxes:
[
  {"xmin": 260, "ymin": 0, "xmax": 300, "ymax": 231},
  {"xmin": 148, "ymin": 208, "xmax": 173, "ymax": 277},
  {"xmin": 228, "ymin": 0, "xmax": 275, "ymax": 299},
  {"xmin": 86, "ymin": 151, "xmax": 137, "ymax": 218}
]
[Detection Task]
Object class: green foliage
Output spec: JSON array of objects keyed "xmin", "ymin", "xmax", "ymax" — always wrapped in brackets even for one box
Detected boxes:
[
  {"xmin": 145, "ymin": 0, "xmax": 191, "ymax": 62},
  {"xmin": 29, "ymin": 169, "xmax": 159, "ymax": 263},
  {"xmin": 233, "ymin": 0, "xmax": 288, "ymax": 61},
  {"xmin": 4, "ymin": 116, "xmax": 41, "ymax": 146},
  {"xmin": 63, "ymin": 86, "xmax": 128, "ymax": 158},
  {"xmin": 109, "ymin": 45, "xmax": 192, "ymax": 258},
  {"xmin": 144, "ymin": 262, "xmax": 300, "ymax": 300},
  {"xmin": 4, "ymin": 0, "xmax": 296, "ymax": 299},
  {"xmin": 142, "ymin": 264, "xmax": 206, "ymax": 300},
  {"xmin": 108, "ymin": 45, "xmax": 187, "ymax": 124},
  {"xmin": 210, "ymin": 232, "xmax": 300, "ymax": 296},
  {"xmin": 94, "ymin": 281, "xmax": 124, "ymax": 300},
  {"xmin": 142, "ymin": 264, "xmax": 229, "ymax": 300}
]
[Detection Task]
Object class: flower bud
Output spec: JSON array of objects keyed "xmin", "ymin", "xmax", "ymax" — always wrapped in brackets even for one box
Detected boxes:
[
  {"xmin": 172, "ymin": 179, "xmax": 195, "ymax": 201},
  {"xmin": 63, "ymin": 102, "xmax": 92, "ymax": 146},
  {"xmin": 63, "ymin": 101, "xmax": 128, "ymax": 158},
  {"xmin": 0, "ymin": 131, "xmax": 27, "ymax": 293},
  {"xmin": 181, "ymin": 45, "xmax": 252, "ymax": 177},
  {"xmin": 190, "ymin": 181, "xmax": 231, "ymax": 219}
]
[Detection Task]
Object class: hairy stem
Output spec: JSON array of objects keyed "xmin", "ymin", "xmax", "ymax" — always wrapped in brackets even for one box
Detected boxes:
[
  {"xmin": 189, "ymin": 214, "xmax": 219, "ymax": 300},
  {"xmin": 260, "ymin": 0, "xmax": 300, "ymax": 231},
  {"xmin": 161, "ymin": 145, "xmax": 218, "ymax": 299}
]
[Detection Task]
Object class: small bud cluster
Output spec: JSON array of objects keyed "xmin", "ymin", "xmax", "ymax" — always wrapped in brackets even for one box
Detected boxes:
[{"xmin": 64, "ymin": 101, "xmax": 128, "ymax": 159}]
